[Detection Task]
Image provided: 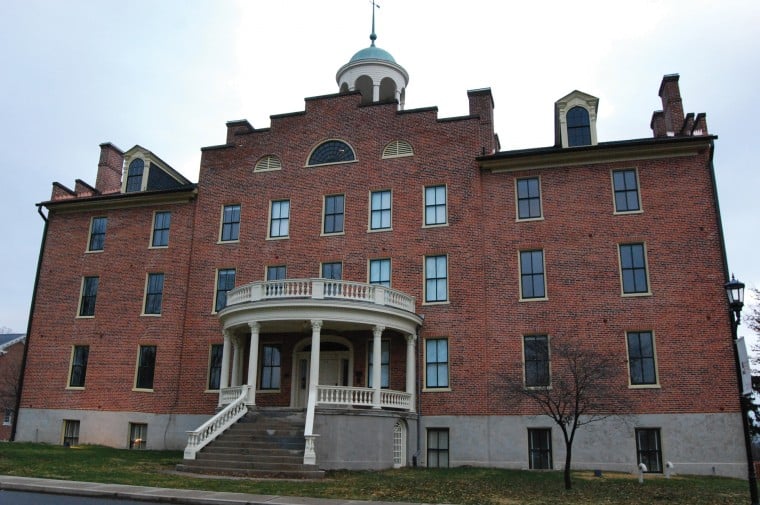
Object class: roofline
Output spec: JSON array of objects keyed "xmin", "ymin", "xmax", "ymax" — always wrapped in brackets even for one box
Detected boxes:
[
  {"xmin": 38, "ymin": 184, "xmax": 198, "ymax": 212},
  {"xmin": 0, "ymin": 334, "xmax": 25, "ymax": 352},
  {"xmin": 479, "ymin": 135, "xmax": 717, "ymax": 172}
]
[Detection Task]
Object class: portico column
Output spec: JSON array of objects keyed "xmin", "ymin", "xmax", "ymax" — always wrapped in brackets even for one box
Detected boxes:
[
  {"xmin": 246, "ymin": 322, "xmax": 260, "ymax": 405},
  {"xmin": 308, "ymin": 320, "xmax": 323, "ymax": 407},
  {"xmin": 219, "ymin": 331, "xmax": 232, "ymax": 405},
  {"xmin": 405, "ymin": 333, "xmax": 417, "ymax": 412},
  {"xmin": 372, "ymin": 82, "xmax": 380, "ymax": 102},
  {"xmin": 231, "ymin": 335, "xmax": 241, "ymax": 387},
  {"xmin": 372, "ymin": 325, "xmax": 385, "ymax": 409}
]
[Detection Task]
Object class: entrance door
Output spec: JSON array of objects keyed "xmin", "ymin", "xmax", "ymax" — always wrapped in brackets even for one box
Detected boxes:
[{"xmin": 293, "ymin": 350, "xmax": 351, "ymax": 408}]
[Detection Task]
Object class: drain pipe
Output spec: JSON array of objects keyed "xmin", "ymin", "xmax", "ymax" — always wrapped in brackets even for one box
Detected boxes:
[{"xmin": 414, "ymin": 317, "xmax": 424, "ymax": 467}]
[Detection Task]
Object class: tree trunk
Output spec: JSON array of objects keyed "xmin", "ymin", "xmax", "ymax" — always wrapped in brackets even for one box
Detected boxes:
[{"xmin": 564, "ymin": 441, "xmax": 573, "ymax": 490}]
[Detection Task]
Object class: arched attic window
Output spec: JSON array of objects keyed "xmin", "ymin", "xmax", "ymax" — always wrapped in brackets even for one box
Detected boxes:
[
  {"xmin": 379, "ymin": 77, "xmax": 397, "ymax": 103},
  {"xmin": 307, "ymin": 140, "xmax": 356, "ymax": 166},
  {"xmin": 567, "ymin": 107, "xmax": 591, "ymax": 147},
  {"xmin": 355, "ymin": 75, "xmax": 373, "ymax": 105},
  {"xmin": 126, "ymin": 158, "xmax": 144, "ymax": 193},
  {"xmin": 254, "ymin": 155, "xmax": 282, "ymax": 172},
  {"xmin": 382, "ymin": 140, "xmax": 414, "ymax": 159}
]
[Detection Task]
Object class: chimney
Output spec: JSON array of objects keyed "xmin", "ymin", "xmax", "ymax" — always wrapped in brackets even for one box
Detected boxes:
[
  {"xmin": 650, "ymin": 110, "xmax": 666, "ymax": 137},
  {"xmin": 467, "ymin": 88, "xmax": 496, "ymax": 155},
  {"xmin": 658, "ymin": 74, "xmax": 684, "ymax": 137},
  {"xmin": 96, "ymin": 142, "xmax": 124, "ymax": 193}
]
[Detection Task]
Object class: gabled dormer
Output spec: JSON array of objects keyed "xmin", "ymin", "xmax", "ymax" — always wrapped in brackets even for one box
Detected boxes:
[
  {"xmin": 554, "ymin": 90, "xmax": 599, "ymax": 148},
  {"xmin": 121, "ymin": 145, "xmax": 191, "ymax": 194}
]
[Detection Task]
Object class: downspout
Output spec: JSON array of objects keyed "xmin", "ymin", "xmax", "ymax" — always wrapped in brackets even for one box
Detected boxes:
[
  {"xmin": 414, "ymin": 319, "xmax": 423, "ymax": 466},
  {"xmin": 11, "ymin": 204, "xmax": 49, "ymax": 441}
]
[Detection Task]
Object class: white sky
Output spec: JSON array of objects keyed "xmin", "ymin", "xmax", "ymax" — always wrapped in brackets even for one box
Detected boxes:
[{"xmin": 1, "ymin": 0, "xmax": 758, "ymax": 348}]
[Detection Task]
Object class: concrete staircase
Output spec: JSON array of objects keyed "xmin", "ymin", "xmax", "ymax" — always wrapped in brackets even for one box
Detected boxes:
[{"xmin": 176, "ymin": 409, "xmax": 324, "ymax": 478}]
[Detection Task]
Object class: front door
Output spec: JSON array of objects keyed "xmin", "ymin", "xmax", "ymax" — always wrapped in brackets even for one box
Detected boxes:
[{"xmin": 293, "ymin": 350, "xmax": 351, "ymax": 408}]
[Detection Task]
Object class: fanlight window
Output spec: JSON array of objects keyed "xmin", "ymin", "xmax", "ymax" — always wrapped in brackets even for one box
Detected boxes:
[
  {"xmin": 382, "ymin": 140, "xmax": 414, "ymax": 159},
  {"xmin": 255, "ymin": 155, "xmax": 282, "ymax": 172},
  {"xmin": 308, "ymin": 140, "xmax": 355, "ymax": 166}
]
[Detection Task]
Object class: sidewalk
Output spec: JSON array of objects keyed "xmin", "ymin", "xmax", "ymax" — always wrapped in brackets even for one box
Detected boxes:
[{"xmin": 0, "ymin": 475, "xmax": 448, "ymax": 505}]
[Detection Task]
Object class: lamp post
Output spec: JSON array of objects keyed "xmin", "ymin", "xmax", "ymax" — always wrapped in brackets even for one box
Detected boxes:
[{"xmin": 725, "ymin": 275, "xmax": 759, "ymax": 505}]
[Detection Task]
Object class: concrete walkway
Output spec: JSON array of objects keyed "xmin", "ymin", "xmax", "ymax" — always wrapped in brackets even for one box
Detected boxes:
[{"xmin": 0, "ymin": 475, "xmax": 449, "ymax": 505}]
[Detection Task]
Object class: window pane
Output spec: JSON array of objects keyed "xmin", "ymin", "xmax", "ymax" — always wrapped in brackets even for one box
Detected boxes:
[
  {"xmin": 208, "ymin": 344, "xmax": 223, "ymax": 390},
  {"xmin": 221, "ymin": 204, "xmax": 240, "ymax": 241},
  {"xmin": 89, "ymin": 217, "xmax": 107, "ymax": 251},
  {"xmin": 152, "ymin": 212, "xmax": 171, "ymax": 247}
]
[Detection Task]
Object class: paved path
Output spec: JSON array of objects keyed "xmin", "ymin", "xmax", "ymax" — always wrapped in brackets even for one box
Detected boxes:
[{"xmin": 0, "ymin": 475, "xmax": 450, "ymax": 505}]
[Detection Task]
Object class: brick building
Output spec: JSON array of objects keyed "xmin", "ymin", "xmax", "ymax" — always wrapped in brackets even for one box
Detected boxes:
[
  {"xmin": 0, "ymin": 334, "xmax": 25, "ymax": 440},
  {"xmin": 16, "ymin": 31, "xmax": 745, "ymax": 477}
]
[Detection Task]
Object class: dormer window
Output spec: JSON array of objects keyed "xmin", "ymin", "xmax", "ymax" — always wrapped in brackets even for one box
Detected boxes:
[
  {"xmin": 567, "ymin": 107, "xmax": 591, "ymax": 147},
  {"xmin": 555, "ymin": 91, "xmax": 599, "ymax": 148},
  {"xmin": 307, "ymin": 140, "xmax": 356, "ymax": 166},
  {"xmin": 126, "ymin": 159, "xmax": 144, "ymax": 193}
]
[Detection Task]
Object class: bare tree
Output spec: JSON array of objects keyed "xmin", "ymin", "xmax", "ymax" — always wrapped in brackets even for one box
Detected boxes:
[
  {"xmin": 0, "ymin": 355, "xmax": 21, "ymax": 413},
  {"xmin": 501, "ymin": 337, "xmax": 628, "ymax": 490},
  {"xmin": 748, "ymin": 288, "xmax": 760, "ymax": 343}
]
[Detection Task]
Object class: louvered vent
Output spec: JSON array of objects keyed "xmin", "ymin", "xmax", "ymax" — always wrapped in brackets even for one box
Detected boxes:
[
  {"xmin": 254, "ymin": 155, "xmax": 282, "ymax": 172},
  {"xmin": 382, "ymin": 140, "xmax": 414, "ymax": 159}
]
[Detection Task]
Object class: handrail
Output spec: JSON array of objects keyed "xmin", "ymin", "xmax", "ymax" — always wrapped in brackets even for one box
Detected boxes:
[
  {"xmin": 183, "ymin": 387, "xmax": 248, "ymax": 460},
  {"xmin": 225, "ymin": 279, "xmax": 416, "ymax": 313}
]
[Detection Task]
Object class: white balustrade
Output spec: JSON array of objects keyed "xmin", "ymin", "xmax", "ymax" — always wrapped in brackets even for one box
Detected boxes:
[
  {"xmin": 317, "ymin": 385, "xmax": 412, "ymax": 410},
  {"xmin": 223, "ymin": 279, "xmax": 415, "ymax": 313},
  {"xmin": 184, "ymin": 387, "xmax": 248, "ymax": 460}
]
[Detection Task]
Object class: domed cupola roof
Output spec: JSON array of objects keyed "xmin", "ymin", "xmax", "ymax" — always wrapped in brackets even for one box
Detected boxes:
[{"xmin": 336, "ymin": 5, "xmax": 409, "ymax": 110}]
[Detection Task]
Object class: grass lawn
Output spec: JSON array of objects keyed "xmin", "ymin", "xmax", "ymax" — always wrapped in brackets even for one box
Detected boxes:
[{"xmin": 0, "ymin": 443, "xmax": 750, "ymax": 505}]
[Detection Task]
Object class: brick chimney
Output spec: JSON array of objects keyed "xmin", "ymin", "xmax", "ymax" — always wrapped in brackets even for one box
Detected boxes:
[
  {"xmin": 468, "ymin": 88, "xmax": 497, "ymax": 155},
  {"xmin": 96, "ymin": 142, "xmax": 124, "ymax": 193},
  {"xmin": 658, "ymin": 74, "xmax": 684, "ymax": 137}
]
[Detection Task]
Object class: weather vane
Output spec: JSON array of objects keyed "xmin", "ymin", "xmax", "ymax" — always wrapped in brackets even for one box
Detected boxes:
[{"xmin": 370, "ymin": 0, "xmax": 380, "ymax": 46}]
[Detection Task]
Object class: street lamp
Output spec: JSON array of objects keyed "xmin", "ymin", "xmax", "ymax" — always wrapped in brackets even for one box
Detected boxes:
[{"xmin": 725, "ymin": 274, "xmax": 758, "ymax": 505}]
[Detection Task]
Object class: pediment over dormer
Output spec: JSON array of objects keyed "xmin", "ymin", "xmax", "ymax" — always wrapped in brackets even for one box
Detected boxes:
[
  {"xmin": 554, "ymin": 90, "xmax": 599, "ymax": 148},
  {"xmin": 122, "ymin": 145, "xmax": 192, "ymax": 194}
]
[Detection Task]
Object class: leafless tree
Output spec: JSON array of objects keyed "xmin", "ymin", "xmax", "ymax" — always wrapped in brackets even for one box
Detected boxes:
[
  {"xmin": 0, "ymin": 354, "xmax": 21, "ymax": 413},
  {"xmin": 500, "ymin": 337, "xmax": 629, "ymax": 490}
]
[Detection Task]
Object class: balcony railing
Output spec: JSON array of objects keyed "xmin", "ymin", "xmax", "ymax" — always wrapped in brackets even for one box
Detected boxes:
[
  {"xmin": 317, "ymin": 385, "xmax": 413, "ymax": 411},
  {"xmin": 225, "ymin": 279, "xmax": 416, "ymax": 313}
]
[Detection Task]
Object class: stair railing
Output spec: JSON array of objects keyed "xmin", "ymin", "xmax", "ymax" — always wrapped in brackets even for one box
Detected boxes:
[{"xmin": 183, "ymin": 386, "xmax": 248, "ymax": 459}]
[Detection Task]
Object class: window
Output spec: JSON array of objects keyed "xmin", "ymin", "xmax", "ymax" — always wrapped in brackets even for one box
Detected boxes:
[
  {"xmin": 613, "ymin": 169, "xmax": 641, "ymax": 212},
  {"xmin": 322, "ymin": 262, "xmax": 342, "ymax": 280},
  {"xmin": 151, "ymin": 211, "xmax": 171, "ymax": 247},
  {"xmin": 129, "ymin": 423, "xmax": 147, "ymax": 449},
  {"xmin": 220, "ymin": 204, "xmax": 241, "ymax": 242},
  {"xmin": 214, "ymin": 268, "xmax": 236, "ymax": 312},
  {"xmin": 382, "ymin": 140, "xmax": 414, "ymax": 159},
  {"xmin": 3, "ymin": 408, "xmax": 13, "ymax": 426},
  {"xmin": 424, "ymin": 185, "xmax": 447, "ymax": 226},
  {"xmin": 425, "ymin": 255, "xmax": 448, "ymax": 303},
  {"xmin": 425, "ymin": 339, "xmax": 449, "ymax": 388},
  {"xmin": 427, "ymin": 428, "xmax": 449, "ymax": 468},
  {"xmin": 567, "ymin": 106, "xmax": 591, "ymax": 147},
  {"xmin": 267, "ymin": 265, "xmax": 287, "ymax": 281},
  {"xmin": 635, "ymin": 428, "xmax": 663, "ymax": 473},
  {"xmin": 269, "ymin": 200, "xmax": 290, "ymax": 238},
  {"xmin": 369, "ymin": 259, "xmax": 391, "ymax": 287},
  {"xmin": 619, "ymin": 243, "xmax": 649, "ymax": 294},
  {"xmin": 308, "ymin": 140, "xmax": 355, "ymax": 165},
  {"xmin": 78, "ymin": 276, "xmax": 99, "ymax": 317},
  {"xmin": 517, "ymin": 178, "xmax": 542, "ymax": 220},
  {"xmin": 126, "ymin": 159, "xmax": 144, "ymax": 192},
  {"xmin": 523, "ymin": 336, "xmax": 550, "ymax": 387},
  {"xmin": 68, "ymin": 345, "xmax": 89, "ymax": 388},
  {"xmin": 143, "ymin": 273, "xmax": 164, "ymax": 315},
  {"xmin": 627, "ymin": 331, "xmax": 657, "ymax": 385},
  {"xmin": 323, "ymin": 195, "xmax": 345, "ymax": 234},
  {"xmin": 135, "ymin": 345, "xmax": 156, "ymax": 390},
  {"xmin": 62, "ymin": 420, "xmax": 80, "ymax": 446},
  {"xmin": 393, "ymin": 421, "xmax": 406, "ymax": 468},
  {"xmin": 260, "ymin": 345, "xmax": 281, "ymax": 390},
  {"xmin": 520, "ymin": 250, "xmax": 546, "ymax": 300},
  {"xmin": 368, "ymin": 340, "xmax": 390, "ymax": 388},
  {"xmin": 528, "ymin": 428, "xmax": 552, "ymax": 469},
  {"xmin": 254, "ymin": 155, "xmax": 282, "ymax": 172},
  {"xmin": 370, "ymin": 190, "xmax": 392, "ymax": 230},
  {"xmin": 88, "ymin": 217, "xmax": 107, "ymax": 251},
  {"xmin": 208, "ymin": 344, "xmax": 223, "ymax": 390}
]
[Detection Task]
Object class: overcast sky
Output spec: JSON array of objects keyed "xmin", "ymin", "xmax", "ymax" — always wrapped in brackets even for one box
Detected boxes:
[{"xmin": 1, "ymin": 0, "xmax": 758, "ymax": 348}]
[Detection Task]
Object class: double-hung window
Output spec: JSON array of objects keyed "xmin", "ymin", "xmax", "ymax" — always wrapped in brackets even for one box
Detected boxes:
[
  {"xmin": 220, "ymin": 204, "xmax": 240, "ymax": 242},
  {"xmin": 635, "ymin": 428, "xmax": 663, "ymax": 473},
  {"xmin": 324, "ymin": 195, "xmax": 345, "ymax": 234},
  {"xmin": 322, "ymin": 262, "xmax": 342, "ymax": 280},
  {"xmin": 214, "ymin": 268, "xmax": 236, "ymax": 312},
  {"xmin": 79, "ymin": 276, "xmax": 99, "ymax": 317},
  {"xmin": 523, "ymin": 335, "xmax": 550, "ymax": 387},
  {"xmin": 151, "ymin": 211, "xmax": 171, "ymax": 247},
  {"xmin": 260, "ymin": 345, "xmax": 281, "ymax": 390},
  {"xmin": 207, "ymin": 344, "xmax": 223, "ymax": 390},
  {"xmin": 424, "ymin": 185, "xmax": 447, "ymax": 226},
  {"xmin": 369, "ymin": 259, "xmax": 391, "ymax": 287},
  {"xmin": 88, "ymin": 217, "xmax": 107, "ymax": 252},
  {"xmin": 68, "ymin": 345, "xmax": 89, "ymax": 388},
  {"xmin": 613, "ymin": 169, "xmax": 641, "ymax": 212},
  {"xmin": 135, "ymin": 345, "xmax": 157, "ymax": 390},
  {"xmin": 627, "ymin": 331, "xmax": 657, "ymax": 385},
  {"xmin": 370, "ymin": 190, "xmax": 391, "ymax": 230},
  {"xmin": 516, "ymin": 177, "xmax": 542, "ymax": 220},
  {"xmin": 425, "ymin": 255, "xmax": 448, "ymax": 303},
  {"xmin": 144, "ymin": 273, "xmax": 164, "ymax": 315},
  {"xmin": 520, "ymin": 250, "xmax": 546, "ymax": 300},
  {"xmin": 619, "ymin": 243, "xmax": 649, "ymax": 294},
  {"xmin": 425, "ymin": 338, "xmax": 449, "ymax": 389},
  {"xmin": 270, "ymin": 200, "xmax": 290, "ymax": 238}
]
